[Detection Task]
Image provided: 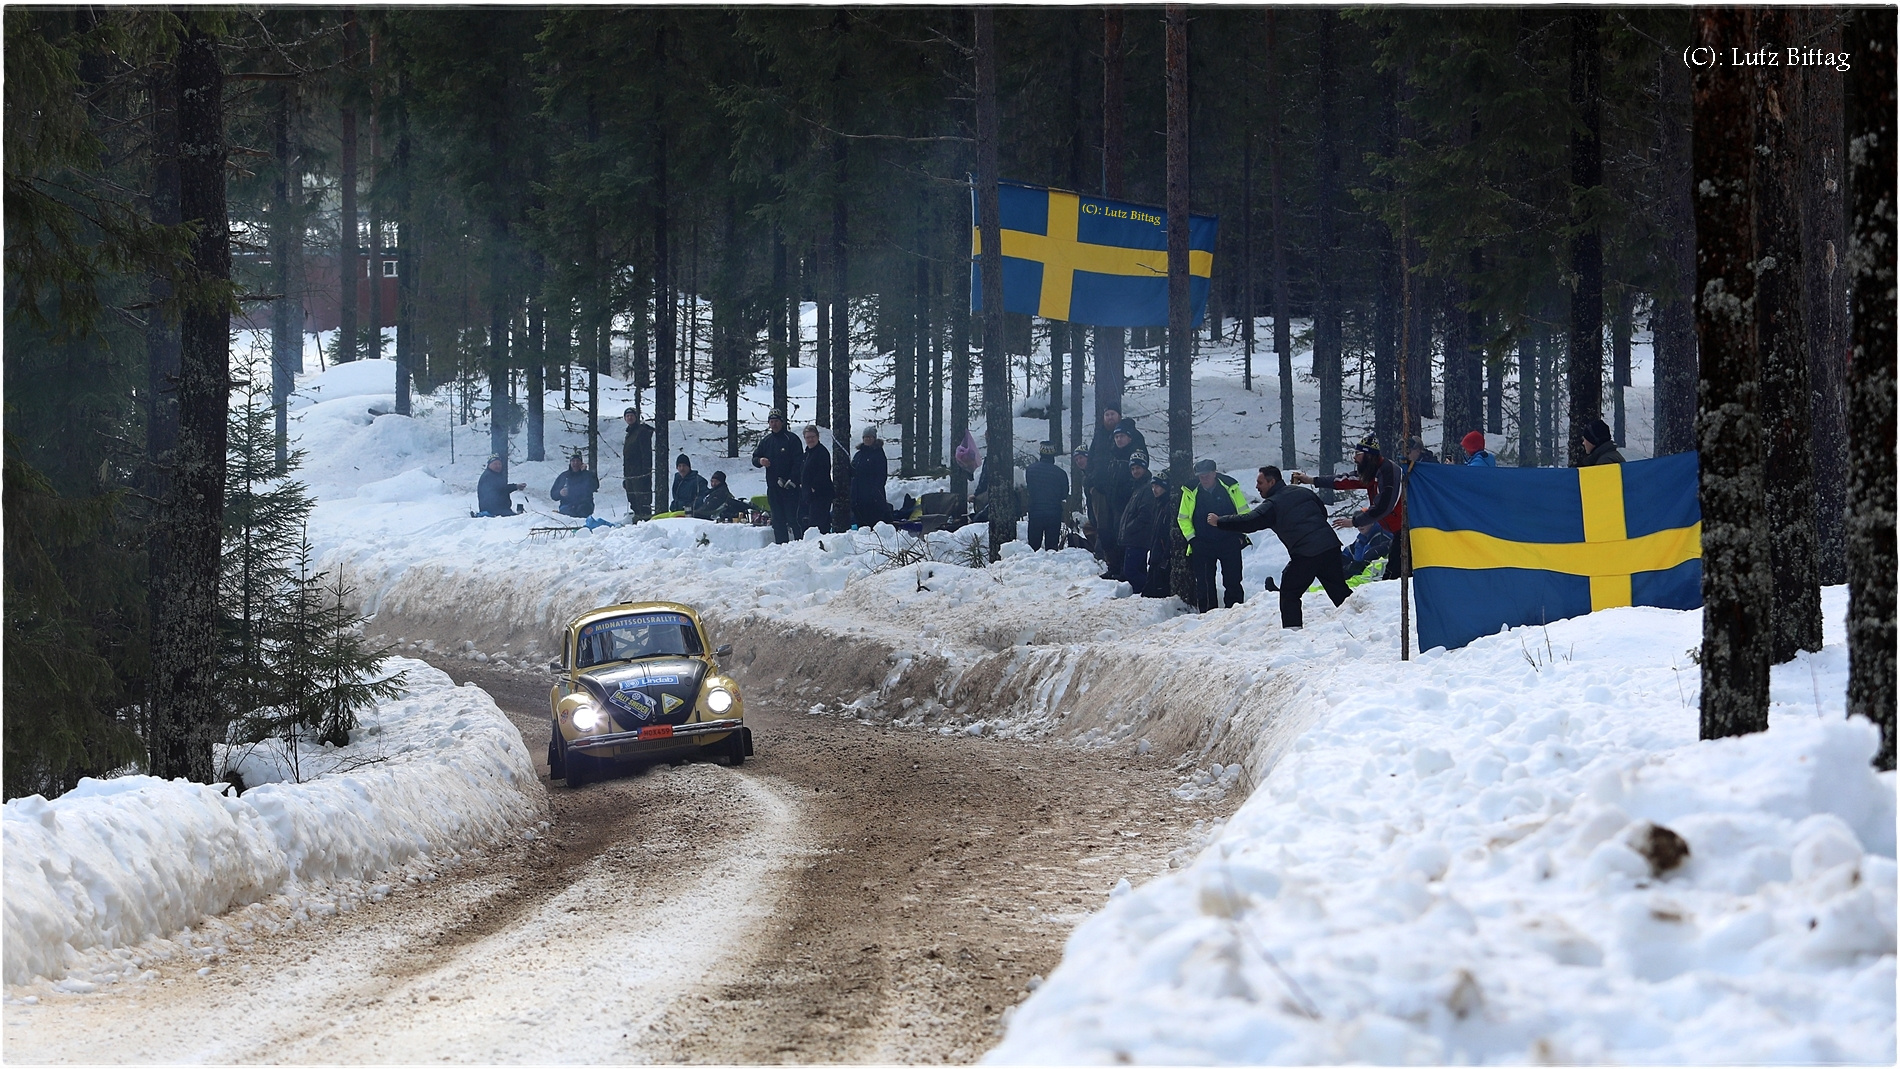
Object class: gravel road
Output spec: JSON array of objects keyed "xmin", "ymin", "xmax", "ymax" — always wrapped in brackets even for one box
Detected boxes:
[{"xmin": 5, "ymin": 659, "xmax": 1234, "ymax": 1063}]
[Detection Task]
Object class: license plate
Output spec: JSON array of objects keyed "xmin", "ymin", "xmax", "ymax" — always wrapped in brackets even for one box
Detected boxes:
[{"xmin": 637, "ymin": 725, "xmax": 674, "ymax": 741}]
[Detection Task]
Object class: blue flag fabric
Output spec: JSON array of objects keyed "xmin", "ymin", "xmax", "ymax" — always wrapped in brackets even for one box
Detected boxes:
[
  {"xmin": 970, "ymin": 181, "xmax": 1218, "ymax": 327},
  {"xmin": 1406, "ymin": 452, "xmax": 1703, "ymax": 651}
]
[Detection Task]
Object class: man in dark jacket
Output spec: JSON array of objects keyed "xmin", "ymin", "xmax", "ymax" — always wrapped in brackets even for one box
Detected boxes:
[
  {"xmin": 751, "ymin": 408, "xmax": 802, "ymax": 543},
  {"xmin": 851, "ymin": 427, "xmax": 891, "ymax": 527},
  {"xmin": 691, "ymin": 471, "xmax": 744, "ymax": 521},
  {"xmin": 1578, "ymin": 417, "xmax": 1626, "ymax": 466},
  {"xmin": 1211, "ymin": 466, "xmax": 1351, "ymax": 628},
  {"xmin": 1073, "ymin": 445, "xmax": 1108, "ymax": 556},
  {"xmin": 623, "ymin": 407, "xmax": 654, "ymax": 519},
  {"xmin": 550, "ymin": 451, "xmax": 599, "ymax": 518},
  {"xmin": 670, "ymin": 455, "xmax": 708, "ymax": 513},
  {"xmin": 1023, "ymin": 441, "xmax": 1070, "ymax": 550},
  {"xmin": 1294, "ymin": 435, "xmax": 1402, "ymax": 579},
  {"xmin": 1119, "ymin": 452, "xmax": 1161, "ymax": 592},
  {"xmin": 476, "ymin": 454, "xmax": 526, "ymax": 517},
  {"xmin": 1143, "ymin": 474, "xmax": 1175, "ymax": 597},
  {"xmin": 795, "ymin": 425, "xmax": 833, "ymax": 537},
  {"xmin": 1177, "ymin": 459, "xmax": 1250, "ymax": 611}
]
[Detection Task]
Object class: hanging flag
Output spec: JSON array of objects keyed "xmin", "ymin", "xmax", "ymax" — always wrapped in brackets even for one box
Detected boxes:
[
  {"xmin": 970, "ymin": 181, "xmax": 1217, "ymax": 327},
  {"xmin": 1406, "ymin": 452, "xmax": 1703, "ymax": 651}
]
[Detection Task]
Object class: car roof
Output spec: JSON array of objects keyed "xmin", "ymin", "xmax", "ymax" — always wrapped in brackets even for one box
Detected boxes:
[{"xmin": 566, "ymin": 601, "xmax": 703, "ymax": 633}]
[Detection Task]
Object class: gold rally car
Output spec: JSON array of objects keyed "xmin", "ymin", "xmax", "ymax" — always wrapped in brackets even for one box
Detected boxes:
[{"xmin": 547, "ymin": 602, "xmax": 752, "ymax": 786}]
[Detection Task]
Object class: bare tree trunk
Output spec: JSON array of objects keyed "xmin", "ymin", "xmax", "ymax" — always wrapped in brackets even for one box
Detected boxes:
[
  {"xmin": 977, "ymin": 7, "xmax": 1012, "ymax": 558},
  {"xmin": 1094, "ymin": 6, "xmax": 1126, "ymax": 421},
  {"xmin": 337, "ymin": 11, "xmax": 359, "ymax": 365},
  {"xmin": 831, "ymin": 137, "xmax": 852, "ymax": 532},
  {"xmin": 271, "ymin": 84, "xmax": 299, "ymax": 469},
  {"xmin": 1694, "ymin": 7, "xmax": 1771, "ymax": 741},
  {"xmin": 1653, "ymin": 20, "xmax": 1698, "ymax": 456},
  {"xmin": 149, "ymin": 20, "xmax": 230, "ymax": 782},
  {"xmin": 952, "ymin": 281, "xmax": 970, "ymax": 504},
  {"xmin": 1611, "ymin": 287, "xmax": 1631, "ymax": 446},
  {"xmin": 1801, "ymin": 8, "xmax": 1851, "ymax": 585},
  {"xmin": 526, "ymin": 292, "xmax": 544, "ymax": 462},
  {"xmin": 1166, "ymin": 4, "xmax": 1192, "ymax": 484},
  {"xmin": 1844, "ymin": 6, "xmax": 1896, "ymax": 769},
  {"xmin": 1517, "ymin": 334, "xmax": 1537, "ymax": 465},
  {"xmin": 770, "ymin": 223, "xmax": 788, "ymax": 419},
  {"xmin": 816, "ymin": 252, "xmax": 830, "ymax": 428},
  {"xmin": 651, "ymin": 26, "xmax": 673, "ymax": 520},
  {"xmin": 1755, "ymin": 7, "xmax": 1823, "ymax": 664},
  {"xmin": 1441, "ymin": 274, "xmax": 1474, "ymax": 460},
  {"xmin": 394, "ymin": 85, "xmax": 414, "ymax": 419},
  {"xmin": 1315, "ymin": 10, "xmax": 1342, "ymax": 472},
  {"xmin": 1268, "ymin": 9, "xmax": 1294, "ymax": 468},
  {"xmin": 1567, "ymin": 10, "xmax": 1604, "ymax": 465}
]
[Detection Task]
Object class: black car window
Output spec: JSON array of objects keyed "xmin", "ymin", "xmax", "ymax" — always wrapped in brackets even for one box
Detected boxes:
[{"xmin": 575, "ymin": 612, "xmax": 703, "ymax": 668}]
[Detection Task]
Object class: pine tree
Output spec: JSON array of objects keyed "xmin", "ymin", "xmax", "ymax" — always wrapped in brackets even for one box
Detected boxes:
[{"xmin": 221, "ymin": 378, "xmax": 312, "ymax": 723}]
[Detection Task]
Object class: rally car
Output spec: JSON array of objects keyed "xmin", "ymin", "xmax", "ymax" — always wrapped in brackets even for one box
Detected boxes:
[{"xmin": 546, "ymin": 601, "xmax": 753, "ymax": 786}]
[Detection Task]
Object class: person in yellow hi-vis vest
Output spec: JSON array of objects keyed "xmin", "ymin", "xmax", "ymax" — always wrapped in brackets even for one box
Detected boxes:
[{"xmin": 1177, "ymin": 459, "xmax": 1250, "ymax": 612}]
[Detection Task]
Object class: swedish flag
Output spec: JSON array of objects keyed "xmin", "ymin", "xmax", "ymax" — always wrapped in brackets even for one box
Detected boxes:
[
  {"xmin": 971, "ymin": 181, "xmax": 1218, "ymax": 328},
  {"xmin": 1406, "ymin": 452, "xmax": 1703, "ymax": 651}
]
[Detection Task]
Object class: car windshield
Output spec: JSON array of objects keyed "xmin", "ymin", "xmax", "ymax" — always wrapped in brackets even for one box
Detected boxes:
[{"xmin": 575, "ymin": 612, "xmax": 703, "ymax": 668}]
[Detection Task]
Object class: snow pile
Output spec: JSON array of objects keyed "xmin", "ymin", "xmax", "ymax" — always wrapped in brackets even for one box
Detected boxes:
[
  {"xmin": 2, "ymin": 658, "xmax": 538, "ymax": 986},
  {"xmin": 987, "ymin": 589, "xmax": 1897, "ymax": 1064}
]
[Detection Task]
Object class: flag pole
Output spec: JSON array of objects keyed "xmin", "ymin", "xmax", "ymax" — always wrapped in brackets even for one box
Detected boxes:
[{"xmin": 1398, "ymin": 204, "xmax": 1412, "ymax": 661}]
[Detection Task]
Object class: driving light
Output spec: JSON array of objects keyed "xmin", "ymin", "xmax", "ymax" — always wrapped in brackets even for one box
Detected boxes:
[
  {"xmin": 572, "ymin": 704, "xmax": 603, "ymax": 731},
  {"xmin": 705, "ymin": 687, "xmax": 734, "ymax": 713}
]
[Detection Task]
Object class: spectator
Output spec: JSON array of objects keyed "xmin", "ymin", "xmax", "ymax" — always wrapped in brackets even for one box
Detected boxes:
[
  {"xmin": 751, "ymin": 408, "xmax": 802, "ymax": 543},
  {"xmin": 1072, "ymin": 445, "xmax": 1108, "ymax": 556},
  {"xmin": 1406, "ymin": 435, "xmax": 1439, "ymax": 466},
  {"xmin": 1142, "ymin": 474, "xmax": 1176, "ymax": 598},
  {"xmin": 1177, "ymin": 459, "xmax": 1249, "ymax": 611},
  {"xmin": 795, "ymin": 424, "xmax": 834, "ymax": 537},
  {"xmin": 1461, "ymin": 430, "xmax": 1497, "ymax": 467},
  {"xmin": 1119, "ymin": 452, "xmax": 1160, "ymax": 592},
  {"xmin": 670, "ymin": 454, "xmax": 708, "ymax": 513},
  {"xmin": 550, "ymin": 451, "xmax": 599, "ymax": 518},
  {"xmin": 691, "ymin": 471, "xmax": 745, "ymax": 521},
  {"xmin": 1578, "ymin": 418, "xmax": 1625, "ymax": 466},
  {"xmin": 1291, "ymin": 435, "xmax": 1401, "ymax": 580},
  {"xmin": 851, "ymin": 426, "xmax": 891, "ymax": 527},
  {"xmin": 1024, "ymin": 441, "xmax": 1070, "ymax": 550},
  {"xmin": 1210, "ymin": 466, "xmax": 1350, "ymax": 629},
  {"xmin": 623, "ymin": 407, "xmax": 654, "ymax": 519},
  {"xmin": 475, "ymin": 454, "xmax": 526, "ymax": 517}
]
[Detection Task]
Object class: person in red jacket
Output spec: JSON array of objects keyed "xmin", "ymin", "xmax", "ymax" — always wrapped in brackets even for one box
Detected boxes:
[{"xmin": 1291, "ymin": 434, "xmax": 1402, "ymax": 579}]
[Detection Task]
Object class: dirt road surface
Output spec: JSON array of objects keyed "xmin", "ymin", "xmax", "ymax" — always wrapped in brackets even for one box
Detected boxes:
[{"xmin": 5, "ymin": 659, "xmax": 1235, "ymax": 1063}]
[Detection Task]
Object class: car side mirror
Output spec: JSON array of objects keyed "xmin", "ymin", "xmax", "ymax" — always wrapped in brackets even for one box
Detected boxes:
[
  {"xmin": 548, "ymin": 659, "xmax": 563, "ymax": 672},
  {"xmin": 715, "ymin": 643, "xmax": 732, "ymax": 657}
]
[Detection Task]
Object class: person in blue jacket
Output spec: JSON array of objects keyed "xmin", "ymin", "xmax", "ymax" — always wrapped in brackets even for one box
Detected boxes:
[
  {"xmin": 550, "ymin": 452, "xmax": 599, "ymax": 518},
  {"xmin": 476, "ymin": 455, "xmax": 526, "ymax": 517},
  {"xmin": 1461, "ymin": 430, "xmax": 1498, "ymax": 467},
  {"xmin": 670, "ymin": 455, "xmax": 709, "ymax": 513}
]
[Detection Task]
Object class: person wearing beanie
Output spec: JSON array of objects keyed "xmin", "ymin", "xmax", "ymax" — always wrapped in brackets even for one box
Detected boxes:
[
  {"xmin": 1142, "ymin": 473, "xmax": 1177, "ymax": 597},
  {"xmin": 751, "ymin": 407, "xmax": 802, "ymax": 543},
  {"xmin": 1024, "ymin": 440, "xmax": 1071, "ymax": 550},
  {"xmin": 1292, "ymin": 434, "xmax": 1402, "ymax": 580},
  {"xmin": 850, "ymin": 426, "xmax": 891, "ymax": 527},
  {"xmin": 550, "ymin": 450, "xmax": 600, "ymax": 519},
  {"xmin": 623, "ymin": 406, "xmax": 655, "ymax": 520},
  {"xmin": 794, "ymin": 425, "xmax": 835, "ymax": 537},
  {"xmin": 1461, "ymin": 430, "xmax": 1497, "ymax": 468},
  {"xmin": 1578, "ymin": 417, "xmax": 1625, "ymax": 467},
  {"xmin": 670, "ymin": 453, "xmax": 708, "ymax": 513},
  {"xmin": 1117, "ymin": 451, "xmax": 1161, "ymax": 589},
  {"xmin": 1177, "ymin": 459, "xmax": 1251, "ymax": 611},
  {"xmin": 475, "ymin": 454, "xmax": 528, "ymax": 517},
  {"xmin": 690, "ymin": 470, "xmax": 745, "ymax": 521}
]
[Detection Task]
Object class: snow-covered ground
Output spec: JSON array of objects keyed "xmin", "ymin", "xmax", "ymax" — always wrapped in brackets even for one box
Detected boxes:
[
  {"xmin": 3, "ymin": 659, "xmax": 539, "ymax": 989},
  {"xmin": 6, "ymin": 320, "xmax": 1887, "ymax": 1064}
]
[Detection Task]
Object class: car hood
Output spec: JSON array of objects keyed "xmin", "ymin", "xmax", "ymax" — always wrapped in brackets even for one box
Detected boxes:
[{"xmin": 578, "ymin": 657, "xmax": 707, "ymax": 731}]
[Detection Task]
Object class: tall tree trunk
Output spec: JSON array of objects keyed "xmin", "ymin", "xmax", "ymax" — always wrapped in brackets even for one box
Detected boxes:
[
  {"xmin": 1801, "ymin": 7, "xmax": 1850, "ymax": 585},
  {"xmin": 977, "ymin": 8, "xmax": 1012, "ymax": 558},
  {"xmin": 1441, "ymin": 275, "xmax": 1474, "ymax": 460},
  {"xmin": 150, "ymin": 20, "xmax": 230, "ymax": 782},
  {"xmin": 271, "ymin": 84, "xmax": 298, "ymax": 470},
  {"xmin": 144, "ymin": 59, "xmax": 182, "ymax": 772},
  {"xmin": 1754, "ymin": 10, "xmax": 1823, "ymax": 663},
  {"xmin": 337, "ymin": 11, "xmax": 359, "ymax": 365},
  {"xmin": 920, "ymin": 256, "xmax": 937, "ymax": 471},
  {"xmin": 1315, "ymin": 10, "xmax": 1342, "ymax": 473},
  {"xmin": 831, "ymin": 151, "xmax": 852, "ymax": 531},
  {"xmin": 1517, "ymin": 334, "xmax": 1537, "ymax": 465},
  {"xmin": 489, "ymin": 298, "xmax": 509, "ymax": 466},
  {"xmin": 1611, "ymin": 287, "xmax": 1632, "ymax": 446},
  {"xmin": 1165, "ymin": 5, "xmax": 1193, "ymax": 484},
  {"xmin": 816, "ymin": 253, "xmax": 831, "ymax": 427},
  {"xmin": 952, "ymin": 278, "xmax": 971, "ymax": 503},
  {"xmin": 394, "ymin": 86, "xmax": 413, "ymax": 418},
  {"xmin": 1242, "ymin": 109, "xmax": 1254, "ymax": 393},
  {"xmin": 1094, "ymin": 6, "xmax": 1126, "ymax": 421},
  {"xmin": 1694, "ymin": 7, "xmax": 1771, "ymax": 741},
  {"xmin": 526, "ymin": 292, "xmax": 545, "ymax": 462},
  {"xmin": 1567, "ymin": 10, "xmax": 1604, "ymax": 465},
  {"xmin": 1653, "ymin": 22, "xmax": 1698, "ymax": 456},
  {"xmin": 770, "ymin": 224, "xmax": 788, "ymax": 419},
  {"xmin": 1844, "ymin": 6, "xmax": 1896, "ymax": 769},
  {"xmin": 651, "ymin": 27, "xmax": 673, "ymax": 520},
  {"xmin": 1268, "ymin": 9, "xmax": 1294, "ymax": 468},
  {"xmin": 366, "ymin": 36, "xmax": 383, "ymax": 365}
]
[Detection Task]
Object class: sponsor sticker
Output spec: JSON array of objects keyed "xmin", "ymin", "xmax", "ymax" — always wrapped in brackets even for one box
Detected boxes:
[{"xmin": 662, "ymin": 693, "xmax": 684, "ymax": 714}]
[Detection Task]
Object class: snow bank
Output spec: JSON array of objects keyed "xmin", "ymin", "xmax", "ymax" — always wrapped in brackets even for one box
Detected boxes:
[
  {"xmin": 2, "ymin": 658, "xmax": 538, "ymax": 986},
  {"xmin": 987, "ymin": 589, "xmax": 1897, "ymax": 1064}
]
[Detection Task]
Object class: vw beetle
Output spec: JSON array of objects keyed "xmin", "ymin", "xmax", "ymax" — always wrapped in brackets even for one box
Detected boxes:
[{"xmin": 547, "ymin": 601, "xmax": 752, "ymax": 785}]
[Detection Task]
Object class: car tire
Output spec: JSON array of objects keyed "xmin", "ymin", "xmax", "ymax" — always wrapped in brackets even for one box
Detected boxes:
[
  {"xmin": 565, "ymin": 742, "xmax": 589, "ymax": 787},
  {"xmin": 725, "ymin": 731, "xmax": 746, "ymax": 767},
  {"xmin": 547, "ymin": 727, "xmax": 565, "ymax": 779}
]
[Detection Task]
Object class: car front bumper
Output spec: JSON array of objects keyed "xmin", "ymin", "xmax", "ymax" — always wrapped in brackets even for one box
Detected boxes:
[{"xmin": 567, "ymin": 718, "xmax": 745, "ymax": 754}]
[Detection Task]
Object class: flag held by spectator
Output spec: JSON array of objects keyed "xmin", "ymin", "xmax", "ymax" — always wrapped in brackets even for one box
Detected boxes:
[
  {"xmin": 1407, "ymin": 452, "xmax": 1703, "ymax": 651},
  {"xmin": 970, "ymin": 181, "xmax": 1217, "ymax": 327}
]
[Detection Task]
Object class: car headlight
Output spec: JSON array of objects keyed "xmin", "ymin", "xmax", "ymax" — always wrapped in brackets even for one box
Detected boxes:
[
  {"xmin": 705, "ymin": 687, "xmax": 734, "ymax": 713},
  {"xmin": 572, "ymin": 703, "xmax": 603, "ymax": 731}
]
